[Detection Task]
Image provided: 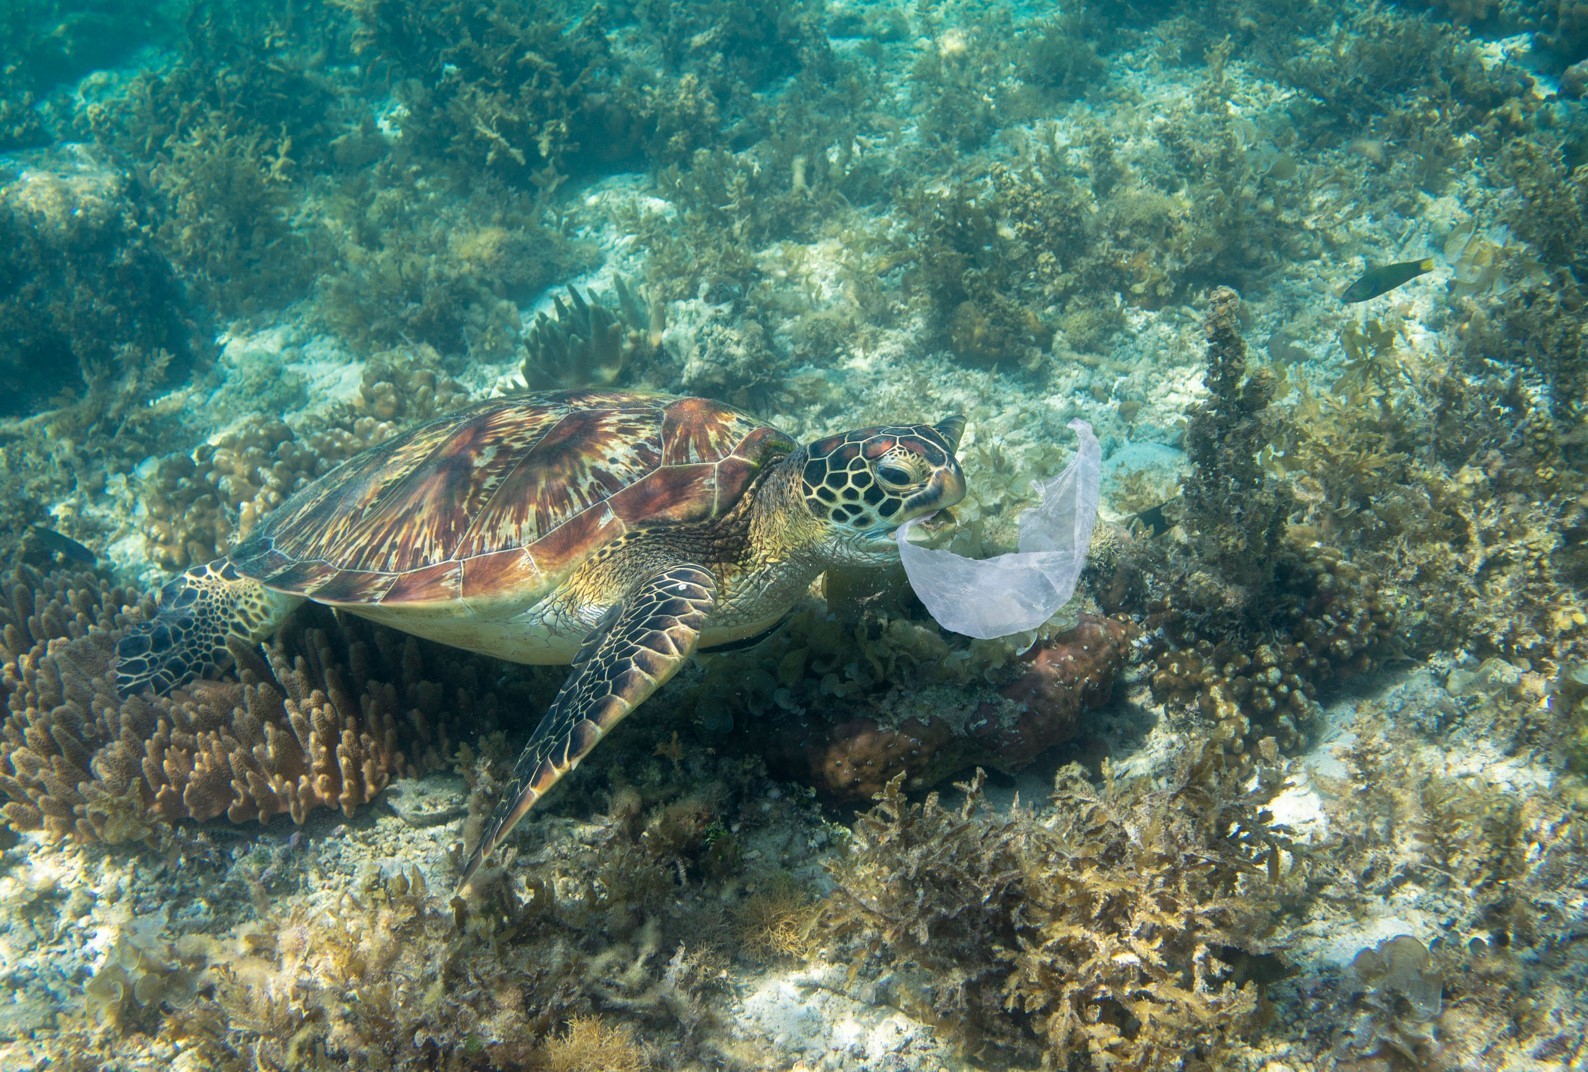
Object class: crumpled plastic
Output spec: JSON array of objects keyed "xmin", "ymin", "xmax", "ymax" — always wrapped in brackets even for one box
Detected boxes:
[{"xmin": 895, "ymin": 419, "xmax": 1100, "ymax": 640}]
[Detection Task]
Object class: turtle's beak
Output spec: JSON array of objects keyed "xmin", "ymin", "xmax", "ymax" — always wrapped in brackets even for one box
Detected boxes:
[
  {"xmin": 928, "ymin": 464, "xmax": 966, "ymax": 510},
  {"xmin": 905, "ymin": 463, "xmax": 965, "ymax": 519},
  {"xmin": 861, "ymin": 464, "xmax": 966, "ymax": 551}
]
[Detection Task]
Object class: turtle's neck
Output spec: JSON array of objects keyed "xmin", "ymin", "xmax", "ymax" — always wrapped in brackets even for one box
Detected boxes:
[{"xmin": 745, "ymin": 448, "xmax": 826, "ymax": 559}]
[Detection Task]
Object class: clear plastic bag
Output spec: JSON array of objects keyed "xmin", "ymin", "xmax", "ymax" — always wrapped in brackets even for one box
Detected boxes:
[{"xmin": 895, "ymin": 419, "xmax": 1100, "ymax": 640}]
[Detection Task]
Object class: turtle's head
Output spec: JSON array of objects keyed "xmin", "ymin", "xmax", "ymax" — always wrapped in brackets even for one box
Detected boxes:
[{"xmin": 800, "ymin": 415, "xmax": 966, "ymax": 556}]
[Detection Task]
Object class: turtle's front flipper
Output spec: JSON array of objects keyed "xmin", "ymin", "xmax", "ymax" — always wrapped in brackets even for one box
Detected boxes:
[
  {"xmin": 458, "ymin": 563, "xmax": 718, "ymax": 890},
  {"xmin": 114, "ymin": 559, "xmax": 301, "ymax": 698}
]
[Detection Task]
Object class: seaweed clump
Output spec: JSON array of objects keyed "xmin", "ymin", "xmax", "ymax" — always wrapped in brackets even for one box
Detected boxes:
[
  {"xmin": 1136, "ymin": 290, "xmax": 1394, "ymax": 755},
  {"xmin": 134, "ymin": 755, "xmax": 782, "ymax": 1070},
  {"xmin": 81, "ymin": 3, "xmax": 347, "ymax": 315},
  {"xmin": 537, "ymin": 1015, "xmax": 649, "ymax": 1072},
  {"xmin": 1284, "ymin": 678, "xmax": 1588, "ymax": 1068},
  {"xmin": 1178, "ymin": 286, "xmax": 1292, "ymax": 618},
  {"xmin": 342, "ymin": 0, "xmax": 634, "ymax": 185},
  {"xmin": 0, "ymin": 2, "xmax": 177, "ymax": 150},
  {"xmin": 1269, "ymin": 309, "xmax": 1585, "ymax": 661},
  {"xmin": 84, "ymin": 912, "xmax": 208, "ymax": 1035},
  {"xmin": 822, "ymin": 768, "xmax": 1283, "ymax": 1068},
  {"xmin": 0, "ymin": 149, "xmax": 202, "ymax": 418},
  {"xmin": 311, "ymin": 171, "xmax": 587, "ymax": 363}
]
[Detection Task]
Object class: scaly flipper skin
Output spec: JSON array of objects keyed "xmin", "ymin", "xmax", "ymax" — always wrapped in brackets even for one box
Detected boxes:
[
  {"xmin": 114, "ymin": 559, "xmax": 301, "ymax": 697},
  {"xmin": 457, "ymin": 563, "xmax": 719, "ymax": 890}
]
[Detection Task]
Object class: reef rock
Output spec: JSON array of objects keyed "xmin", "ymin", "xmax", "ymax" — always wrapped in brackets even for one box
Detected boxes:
[{"xmin": 771, "ymin": 614, "xmax": 1131, "ymax": 802}]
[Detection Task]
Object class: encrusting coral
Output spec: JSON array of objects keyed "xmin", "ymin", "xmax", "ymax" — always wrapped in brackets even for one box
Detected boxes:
[{"xmin": 0, "ymin": 563, "xmax": 493, "ymax": 841}]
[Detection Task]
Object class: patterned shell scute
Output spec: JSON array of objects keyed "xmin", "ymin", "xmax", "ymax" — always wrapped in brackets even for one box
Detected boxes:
[{"xmin": 229, "ymin": 391, "xmax": 793, "ymax": 606}]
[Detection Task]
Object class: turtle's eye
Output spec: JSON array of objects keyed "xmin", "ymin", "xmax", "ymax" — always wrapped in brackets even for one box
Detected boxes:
[{"xmin": 876, "ymin": 463, "xmax": 915, "ymax": 489}]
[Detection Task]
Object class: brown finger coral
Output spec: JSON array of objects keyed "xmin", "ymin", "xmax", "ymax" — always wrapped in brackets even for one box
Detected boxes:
[{"xmin": 0, "ymin": 563, "xmax": 498, "ymax": 841}]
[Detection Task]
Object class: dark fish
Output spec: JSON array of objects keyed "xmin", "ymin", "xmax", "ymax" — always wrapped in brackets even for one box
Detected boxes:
[
  {"xmin": 1130, "ymin": 500, "xmax": 1175, "ymax": 537},
  {"xmin": 24, "ymin": 525, "xmax": 98, "ymax": 566},
  {"xmin": 1340, "ymin": 258, "xmax": 1435, "ymax": 303}
]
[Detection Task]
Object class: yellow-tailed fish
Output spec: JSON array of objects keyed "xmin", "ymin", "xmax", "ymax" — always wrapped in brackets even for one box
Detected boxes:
[{"xmin": 1340, "ymin": 258, "xmax": 1435, "ymax": 303}]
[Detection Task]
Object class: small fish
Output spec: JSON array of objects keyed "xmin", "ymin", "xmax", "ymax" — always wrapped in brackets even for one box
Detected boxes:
[
  {"xmin": 1340, "ymin": 258, "xmax": 1435, "ymax": 303},
  {"xmin": 23, "ymin": 525, "xmax": 98, "ymax": 567},
  {"xmin": 1130, "ymin": 501, "xmax": 1175, "ymax": 537}
]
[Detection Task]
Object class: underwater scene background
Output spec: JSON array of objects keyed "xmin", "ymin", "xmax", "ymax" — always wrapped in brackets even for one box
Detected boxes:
[{"xmin": 2, "ymin": 0, "xmax": 1586, "ymax": 1068}]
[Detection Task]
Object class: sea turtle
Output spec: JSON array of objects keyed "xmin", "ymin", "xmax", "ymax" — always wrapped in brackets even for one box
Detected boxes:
[{"xmin": 115, "ymin": 390, "xmax": 966, "ymax": 887}]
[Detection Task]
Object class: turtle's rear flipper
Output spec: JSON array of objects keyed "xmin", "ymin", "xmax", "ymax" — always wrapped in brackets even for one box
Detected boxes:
[
  {"xmin": 458, "ymin": 563, "xmax": 718, "ymax": 890},
  {"xmin": 115, "ymin": 559, "xmax": 300, "ymax": 698}
]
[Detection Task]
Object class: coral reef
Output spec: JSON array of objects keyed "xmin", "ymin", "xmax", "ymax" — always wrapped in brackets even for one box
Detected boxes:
[
  {"xmin": 776, "ymin": 713, "xmax": 952, "ymax": 805},
  {"xmin": 137, "ymin": 349, "xmax": 473, "ymax": 568},
  {"xmin": 0, "ymin": 564, "xmax": 493, "ymax": 841},
  {"xmin": 1267, "ymin": 306, "xmax": 1585, "ymax": 661},
  {"xmin": 310, "ymin": 170, "xmax": 588, "ymax": 362},
  {"xmin": 1, "ymin": 0, "xmax": 1586, "ymax": 1067},
  {"xmin": 1134, "ymin": 290, "xmax": 1394, "ymax": 755},
  {"xmin": 1278, "ymin": 673, "xmax": 1588, "ymax": 1069},
  {"xmin": 1146, "ymin": 544, "xmax": 1395, "ymax": 752},
  {"xmin": 979, "ymin": 615, "xmax": 1133, "ymax": 767},
  {"xmin": 137, "ymin": 415, "xmax": 326, "ymax": 570}
]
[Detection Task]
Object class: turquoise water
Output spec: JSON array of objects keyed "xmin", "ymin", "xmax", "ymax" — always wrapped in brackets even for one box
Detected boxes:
[{"xmin": 2, "ymin": 1, "xmax": 1585, "ymax": 1069}]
